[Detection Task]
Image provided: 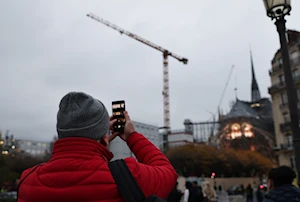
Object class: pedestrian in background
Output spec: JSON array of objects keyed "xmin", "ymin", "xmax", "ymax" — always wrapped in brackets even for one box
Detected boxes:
[
  {"xmin": 186, "ymin": 181, "xmax": 204, "ymax": 202},
  {"xmin": 246, "ymin": 184, "xmax": 253, "ymax": 202},
  {"xmin": 167, "ymin": 181, "xmax": 183, "ymax": 202},
  {"xmin": 183, "ymin": 181, "xmax": 192, "ymax": 202},
  {"xmin": 203, "ymin": 182, "xmax": 217, "ymax": 202},
  {"xmin": 264, "ymin": 166, "xmax": 300, "ymax": 202},
  {"xmin": 218, "ymin": 185, "xmax": 222, "ymax": 192},
  {"xmin": 256, "ymin": 185, "xmax": 264, "ymax": 202}
]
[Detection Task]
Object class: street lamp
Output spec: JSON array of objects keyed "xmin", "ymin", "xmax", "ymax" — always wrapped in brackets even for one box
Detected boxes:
[
  {"xmin": 263, "ymin": 0, "xmax": 291, "ymax": 19},
  {"xmin": 263, "ymin": 0, "xmax": 300, "ymax": 184}
]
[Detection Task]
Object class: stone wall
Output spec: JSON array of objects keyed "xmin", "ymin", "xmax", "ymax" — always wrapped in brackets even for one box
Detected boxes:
[{"xmin": 177, "ymin": 176, "xmax": 260, "ymax": 192}]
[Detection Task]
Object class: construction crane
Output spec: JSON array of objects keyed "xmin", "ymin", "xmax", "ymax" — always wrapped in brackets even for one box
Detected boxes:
[
  {"xmin": 87, "ymin": 13, "xmax": 188, "ymax": 131},
  {"xmin": 208, "ymin": 65, "xmax": 235, "ymax": 136},
  {"xmin": 217, "ymin": 65, "xmax": 235, "ymax": 112}
]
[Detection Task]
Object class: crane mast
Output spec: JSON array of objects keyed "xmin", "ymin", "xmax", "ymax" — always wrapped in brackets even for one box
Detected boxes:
[{"xmin": 87, "ymin": 13, "xmax": 188, "ymax": 135}]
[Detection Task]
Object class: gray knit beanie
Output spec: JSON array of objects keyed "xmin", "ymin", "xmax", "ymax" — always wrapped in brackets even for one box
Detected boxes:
[{"xmin": 56, "ymin": 92, "xmax": 110, "ymax": 140}]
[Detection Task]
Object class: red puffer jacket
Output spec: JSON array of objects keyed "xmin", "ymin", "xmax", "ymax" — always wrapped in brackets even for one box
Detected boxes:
[{"xmin": 18, "ymin": 132, "xmax": 177, "ymax": 202}]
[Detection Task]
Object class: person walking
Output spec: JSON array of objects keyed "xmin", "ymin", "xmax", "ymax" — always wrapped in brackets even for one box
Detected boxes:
[
  {"xmin": 256, "ymin": 185, "xmax": 264, "ymax": 202},
  {"xmin": 203, "ymin": 182, "xmax": 217, "ymax": 202},
  {"xmin": 17, "ymin": 92, "xmax": 178, "ymax": 202},
  {"xmin": 191, "ymin": 181, "xmax": 204, "ymax": 202},
  {"xmin": 183, "ymin": 181, "xmax": 192, "ymax": 202},
  {"xmin": 246, "ymin": 184, "xmax": 254, "ymax": 202},
  {"xmin": 184, "ymin": 181, "xmax": 204, "ymax": 202},
  {"xmin": 264, "ymin": 166, "xmax": 300, "ymax": 202},
  {"xmin": 167, "ymin": 181, "xmax": 183, "ymax": 202}
]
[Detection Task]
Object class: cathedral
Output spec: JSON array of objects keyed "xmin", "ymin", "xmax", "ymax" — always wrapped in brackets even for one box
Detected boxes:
[{"xmin": 211, "ymin": 51, "xmax": 276, "ymax": 160}]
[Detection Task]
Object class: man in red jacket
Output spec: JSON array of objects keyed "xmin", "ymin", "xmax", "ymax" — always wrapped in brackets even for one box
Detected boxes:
[{"xmin": 18, "ymin": 92, "xmax": 177, "ymax": 202}]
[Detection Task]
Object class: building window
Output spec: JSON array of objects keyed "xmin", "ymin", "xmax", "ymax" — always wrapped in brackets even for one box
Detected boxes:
[
  {"xmin": 291, "ymin": 51, "xmax": 299, "ymax": 64},
  {"xmin": 280, "ymin": 92, "xmax": 288, "ymax": 105},
  {"xmin": 296, "ymin": 89, "xmax": 300, "ymax": 101},
  {"xmin": 290, "ymin": 156, "xmax": 295, "ymax": 169},
  {"xmin": 283, "ymin": 113, "xmax": 289, "ymax": 123},
  {"xmin": 286, "ymin": 136, "xmax": 293, "ymax": 147},
  {"xmin": 278, "ymin": 59, "xmax": 283, "ymax": 69},
  {"xmin": 292, "ymin": 70, "xmax": 299, "ymax": 78},
  {"xmin": 279, "ymin": 74, "xmax": 285, "ymax": 83}
]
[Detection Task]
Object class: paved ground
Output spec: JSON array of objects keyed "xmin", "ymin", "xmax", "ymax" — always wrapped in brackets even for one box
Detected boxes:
[
  {"xmin": 217, "ymin": 190, "xmax": 260, "ymax": 202},
  {"xmin": 217, "ymin": 191, "xmax": 230, "ymax": 202}
]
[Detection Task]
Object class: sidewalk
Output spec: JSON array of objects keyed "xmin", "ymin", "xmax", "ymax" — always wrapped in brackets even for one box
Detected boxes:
[
  {"xmin": 217, "ymin": 191, "xmax": 230, "ymax": 202},
  {"xmin": 217, "ymin": 191, "xmax": 246, "ymax": 202}
]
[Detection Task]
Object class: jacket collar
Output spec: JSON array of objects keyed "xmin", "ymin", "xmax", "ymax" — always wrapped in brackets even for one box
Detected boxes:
[
  {"xmin": 51, "ymin": 137, "xmax": 114, "ymax": 162},
  {"xmin": 265, "ymin": 184, "xmax": 300, "ymax": 201}
]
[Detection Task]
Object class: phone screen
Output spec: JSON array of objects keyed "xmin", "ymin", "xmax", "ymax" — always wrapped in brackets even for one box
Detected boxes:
[{"xmin": 112, "ymin": 100, "xmax": 126, "ymax": 133}]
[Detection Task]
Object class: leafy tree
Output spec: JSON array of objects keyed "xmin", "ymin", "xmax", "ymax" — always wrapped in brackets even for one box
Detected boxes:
[
  {"xmin": 166, "ymin": 144, "xmax": 274, "ymax": 177},
  {"xmin": 9, "ymin": 156, "xmax": 45, "ymax": 175}
]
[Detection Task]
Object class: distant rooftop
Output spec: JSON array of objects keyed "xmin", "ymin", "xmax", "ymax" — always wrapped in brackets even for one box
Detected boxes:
[
  {"xmin": 225, "ymin": 99, "xmax": 258, "ymax": 119},
  {"xmin": 273, "ymin": 29, "xmax": 300, "ymax": 61},
  {"xmin": 224, "ymin": 98, "xmax": 272, "ymax": 120}
]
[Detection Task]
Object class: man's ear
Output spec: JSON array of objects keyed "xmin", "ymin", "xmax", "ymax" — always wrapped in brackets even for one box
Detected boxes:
[{"xmin": 100, "ymin": 134, "xmax": 109, "ymax": 147}]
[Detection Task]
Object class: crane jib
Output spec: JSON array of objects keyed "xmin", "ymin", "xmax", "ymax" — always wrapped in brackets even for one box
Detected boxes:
[{"xmin": 87, "ymin": 12, "xmax": 189, "ymax": 133}]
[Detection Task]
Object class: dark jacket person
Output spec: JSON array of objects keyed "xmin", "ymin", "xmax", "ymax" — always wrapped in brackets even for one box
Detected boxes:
[{"xmin": 264, "ymin": 166, "xmax": 300, "ymax": 202}]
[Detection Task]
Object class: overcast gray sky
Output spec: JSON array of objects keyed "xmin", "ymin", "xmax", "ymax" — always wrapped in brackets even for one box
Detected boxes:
[{"xmin": 0, "ymin": 0, "xmax": 299, "ymax": 141}]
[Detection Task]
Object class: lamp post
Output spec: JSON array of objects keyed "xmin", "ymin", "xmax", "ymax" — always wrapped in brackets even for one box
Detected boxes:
[{"xmin": 263, "ymin": 0, "xmax": 300, "ymax": 183}]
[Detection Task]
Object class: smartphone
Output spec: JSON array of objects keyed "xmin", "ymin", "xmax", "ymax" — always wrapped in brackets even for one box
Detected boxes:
[{"xmin": 112, "ymin": 100, "xmax": 126, "ymax": 133}]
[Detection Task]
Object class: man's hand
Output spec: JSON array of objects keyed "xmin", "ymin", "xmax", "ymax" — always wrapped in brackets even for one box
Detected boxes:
[
  {"xmin": 108, "ymin": 116, "xmax": 119, "ymax": 142},
  {"xmin": 119, "ymin": 111, "xmax": 135, "ymax": 141}
]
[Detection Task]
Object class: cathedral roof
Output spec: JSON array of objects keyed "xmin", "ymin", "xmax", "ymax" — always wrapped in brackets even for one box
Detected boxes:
[{"xmin": 225, "ymin": 99, "xmax": 258, "ymax": 119}]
